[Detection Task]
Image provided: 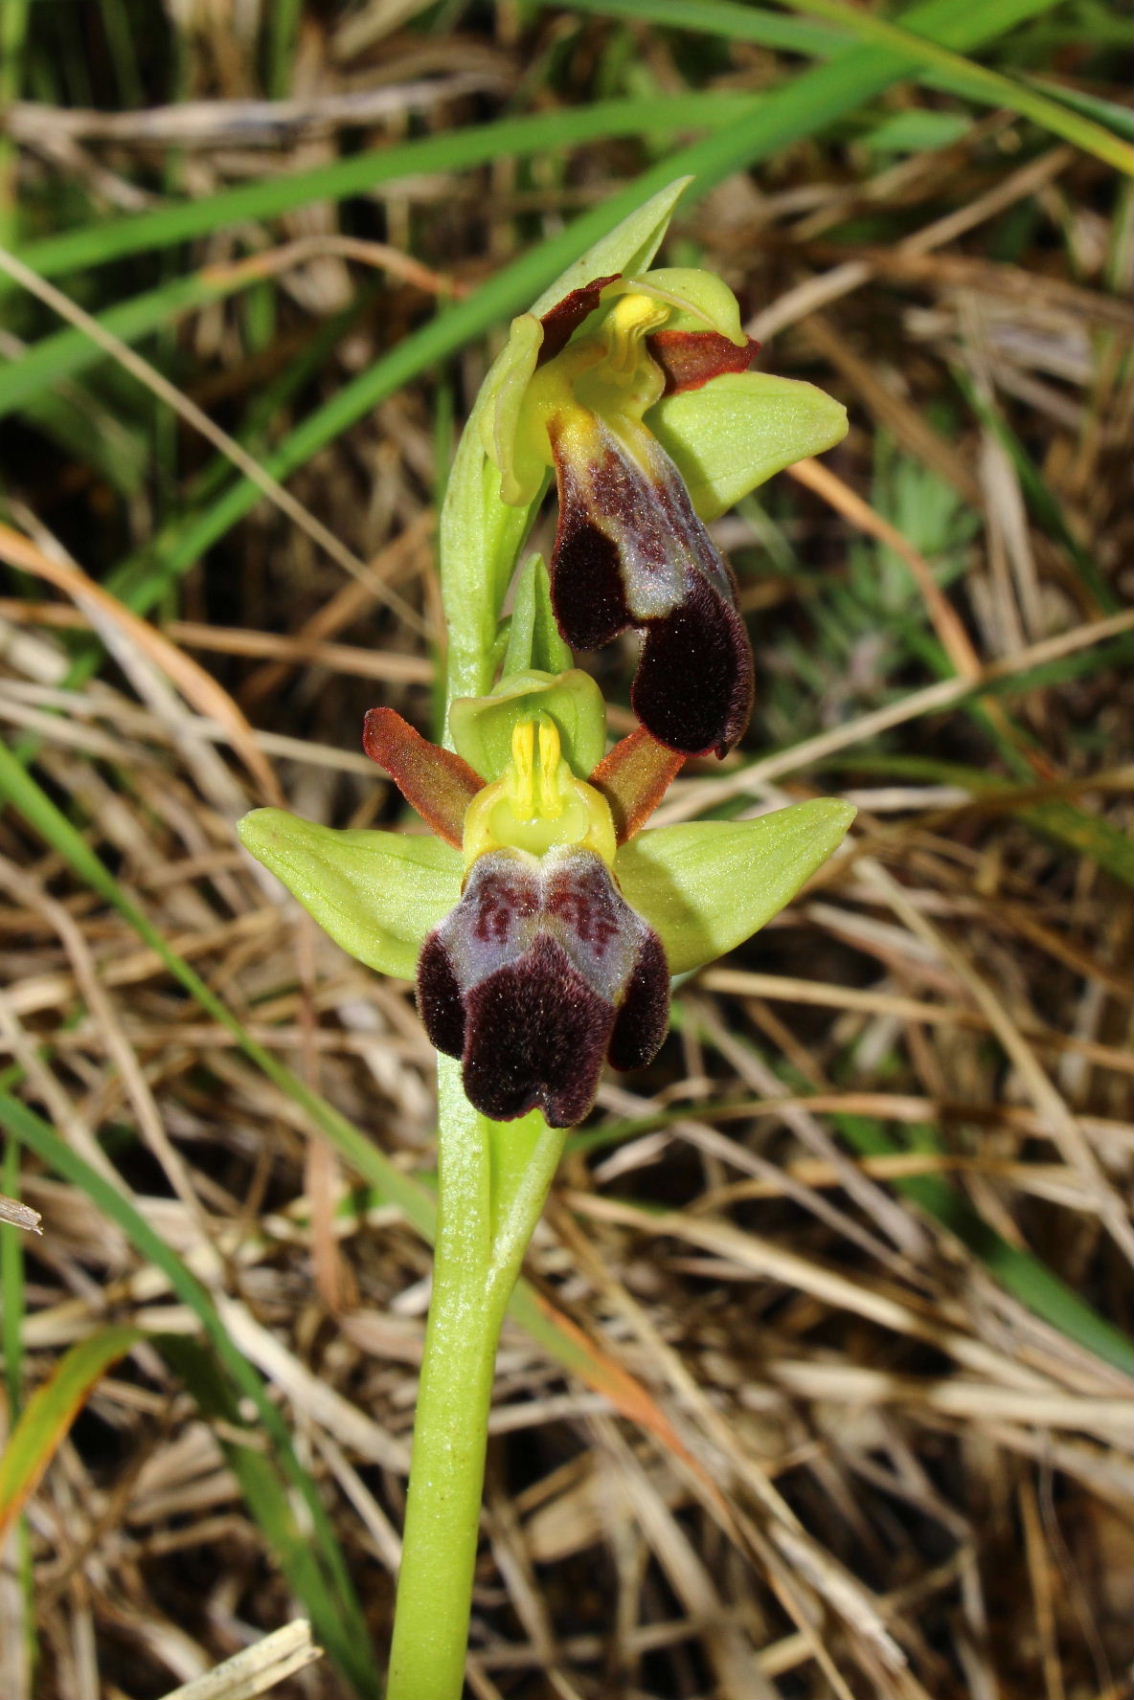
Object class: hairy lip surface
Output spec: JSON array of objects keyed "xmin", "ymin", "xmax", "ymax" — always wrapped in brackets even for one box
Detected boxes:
[{"xmin": 417, "ymin": 846, "xmax": 669, "ymax": 1125}]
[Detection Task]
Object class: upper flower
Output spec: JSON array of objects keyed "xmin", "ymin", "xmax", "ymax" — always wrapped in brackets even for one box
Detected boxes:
[
  {"xmin": 238, "ymin": 669, "xmax": 855, "ymax": 1129},
  {"xmin": 477, "ymin": 267, "xmax": 846, "ymax": 760}
]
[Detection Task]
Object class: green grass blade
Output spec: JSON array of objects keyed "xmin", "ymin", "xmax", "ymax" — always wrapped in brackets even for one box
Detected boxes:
[
  {"xmin": 7, "ymin": 0, "xmax": 1083, "ymax": 301},
  {"xmin": 0, "ymin": 1324, "xmax": 143, "ymax": 1540},
  {"xmin": 156, "ymin": 1338, "xmax": 372, "ymax": 1693},
  {"xmin": 1025, "ymin": 74, "xmax": 1134, "ymax": 142},
  {"xmin": 0, "ymin": 0, "xmax": 30, "ymax": 248},
  {"xmin": 1, "ymin": 1135, "xmax": 27, "ymax": 1416},
  {"xmin": 537, "ymin": 0, "xmax": 848, "ymax": 53},
  {"xmin": 1019, "ymin": 798, "xmax": 1133, "ymax": 885},
  {"xmin": 553, "ymin": 0, "xmax": 1125, "ymax": 161},
  {"xmin": 8, "ymin": 95, "xmax": 751, "ymax": 287},
  {"xmin": 0, "ymin": 265, "xmax": 260, "ymax": 419},
  {"xmin": 11, "ymin": 384, "xmax": 150, "ymax": 493},
  {"xmin": 777, "ymin": 0, "xmax": 1133, "ymax": 171}
]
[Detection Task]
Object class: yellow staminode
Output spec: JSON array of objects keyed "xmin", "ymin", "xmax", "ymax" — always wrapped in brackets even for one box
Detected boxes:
[{"xmin": 462, "ymin": 718, "xmax": 617, "ymax": 870}]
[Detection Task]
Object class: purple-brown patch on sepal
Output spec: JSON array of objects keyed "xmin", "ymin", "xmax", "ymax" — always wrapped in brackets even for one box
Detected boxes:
[
  {"xmin": 590, "ymin": 727, "xmax": 685, "ymax": 844},
  {"xmin": 363, "ymin": 707, "xmax": 484, "ymax": 848},
  {"xmin": 417, "ymin": 846, "xmax": 669, "ymax": 1126},
  {"xmin": 649, "ymin": 329, "xmax": 760, "ymax": 395},
  {"xmin": 536, "ymin": 274, "xmax": 619, "ymax": 367}
]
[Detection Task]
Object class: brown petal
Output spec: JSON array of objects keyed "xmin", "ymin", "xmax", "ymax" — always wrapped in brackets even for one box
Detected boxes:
[
  {"xmin": 632, "ymin": 572, "xmax": 755, "ymax": 760},
  {"xmin": 536, "ymin": 274, "xmax": 620, "ymax": 366},
  {"xmin": 362, "ymin": 707, "xmax": 484, "ymax": 848},
  {"xmin": 607, "ymin": 929, "xmax": 669, "ymax": 1070},
  {"xmin": 548, "ymin": 411, "xmax": 754, "ymax": 756},
  {"xmin": 462, "ymin": 936, "xmax": 613, "ymax": 1125},
  {"xmin": 416, "ymin": 932, "xmax": 467, "ymax": 1057},
  {"xmin": 649, "ymin": 329, "xmax": 760, "ymax": 395},
  {"xmin": 590, "ymin": 727, "xmax": 685, "ymax": 843}
]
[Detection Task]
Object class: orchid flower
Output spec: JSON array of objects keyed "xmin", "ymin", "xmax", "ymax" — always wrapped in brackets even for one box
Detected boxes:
[
  {"xmin": 441, "ymin": 183, "xmax": 849, "ymax": 737},
  {"xmin": 238, "ymin": 667, "xmax": 853, "ymax": 1127},
  {"xmin": 471, "ymin": 259, "xmax": 846, "ymax": 758}
]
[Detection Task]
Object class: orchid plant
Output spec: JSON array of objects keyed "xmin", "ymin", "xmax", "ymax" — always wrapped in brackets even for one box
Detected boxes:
[{"xmin": 238, "ymin": 180, "xmax": 854, "ymax": 1698}]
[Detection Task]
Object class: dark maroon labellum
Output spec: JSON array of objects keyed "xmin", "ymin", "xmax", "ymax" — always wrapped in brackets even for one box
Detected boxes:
[
  {"xmin": 548, "ymin": 413, "xmax": 754, "ymax": 758},
  {"xmin": 417, "ymin": 846, "xmax": 669, "ymax": 1126}
]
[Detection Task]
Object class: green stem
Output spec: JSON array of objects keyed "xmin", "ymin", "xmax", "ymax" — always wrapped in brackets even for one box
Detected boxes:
[
  {"xmin": 386, "ymin": 1061, "xmax": 566, "ymax": 1700},
  {"xmin": 385, "ymin": 1072, "xmax": 492, "ymax": 1699}
]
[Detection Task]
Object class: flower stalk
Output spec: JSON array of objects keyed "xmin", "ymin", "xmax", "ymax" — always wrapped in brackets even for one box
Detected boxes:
[{"xmin": 386, "ymin": 1066, "xmax": 566, "ymax": 1700}]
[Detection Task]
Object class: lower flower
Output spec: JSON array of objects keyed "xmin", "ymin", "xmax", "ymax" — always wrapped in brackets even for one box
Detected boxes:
[
  {"xmin": 237, "ymin": 672, "xmax": 855, "ymax": 1131},
  {"xmin": 417, "ymin": 844, "xmax": 669, "ymax": 1127}
]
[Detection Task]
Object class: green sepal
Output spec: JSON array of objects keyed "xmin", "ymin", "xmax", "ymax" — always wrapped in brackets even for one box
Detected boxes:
[
  {"xmin": 480, "ymin": 311, "xmax": 546, "ymax": 507},
  {"xmin": 615, "ymin": 800, "xmax": 855, "ymax": 975},
  {"xmin": 449, "ymin": 669, "xmax": 607, "ymax": 783},
  {"xmin": 635, "ymin": 266, "xmax": 747, "ymax": 341},
  {"xmin": 501, "ymin": 554, "xmax": 572, "ymax": 680},
  {"xmin": 237, "ymin": 810, "xmax": 462, "ymax": 980},
  {"xmin": 650, "ymin": 373, "xmax": 849, "ymax": 522}
]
